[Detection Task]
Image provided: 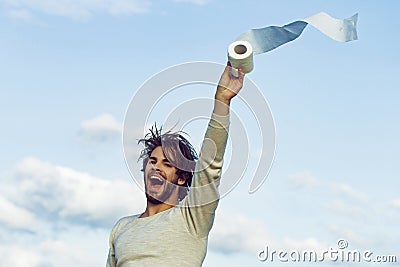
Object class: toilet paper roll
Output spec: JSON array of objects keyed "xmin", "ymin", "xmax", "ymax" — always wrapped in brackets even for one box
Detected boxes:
[
  {"xmin": 227, "ymin": 40, "xmax": 254, "ymax": 76},
  {"xmin": 228, "ymin": 12, "xmax": 358, "ymax": 75}
]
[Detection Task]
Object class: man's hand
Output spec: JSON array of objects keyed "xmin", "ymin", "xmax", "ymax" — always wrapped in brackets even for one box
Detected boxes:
[{"xmin": 213, "ymin": 61, "xmax": 245, "ymax": 116}]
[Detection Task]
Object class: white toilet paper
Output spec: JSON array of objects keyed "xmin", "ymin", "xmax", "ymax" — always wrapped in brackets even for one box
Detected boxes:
[{"xmin": 227, "ymin": 40, "xmax": 254, "ymax": 75}]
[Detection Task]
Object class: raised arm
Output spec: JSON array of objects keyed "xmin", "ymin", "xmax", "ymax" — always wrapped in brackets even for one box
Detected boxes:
[
  {"xmin": 213, "ymin": 62, "xmax": 244, "ymax": 116},
  {"xmin": 180, "ymin": 62, "xmax": 244, "ymax": 237}
]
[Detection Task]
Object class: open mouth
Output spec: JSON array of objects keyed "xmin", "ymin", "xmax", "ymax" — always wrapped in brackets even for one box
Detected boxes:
[{"xmin": 147, "ymin": 173, "xmax": 165, "ymax": 191}]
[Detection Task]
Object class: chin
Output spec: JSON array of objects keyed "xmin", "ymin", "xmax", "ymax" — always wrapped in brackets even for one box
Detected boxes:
[
  {"xmin": 145, "ymin": 189, "xmax": 175, "ymax": 205},
  {"xmin": 145, "ymin": 193, "xmax": 164, "ymax": 205}
]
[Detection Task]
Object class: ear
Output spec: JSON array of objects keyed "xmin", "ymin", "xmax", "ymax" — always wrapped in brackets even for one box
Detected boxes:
[{"xmin": 177, "ymin": 177, "xmax": 186, "ymax": 186}]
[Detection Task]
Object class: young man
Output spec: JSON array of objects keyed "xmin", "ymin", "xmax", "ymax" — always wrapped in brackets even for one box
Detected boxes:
[{"xmin": 106, "ymin": 63, "xmax": 244, "ymax": 266}]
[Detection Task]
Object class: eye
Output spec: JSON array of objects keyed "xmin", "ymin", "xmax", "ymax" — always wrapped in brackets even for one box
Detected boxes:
[{"xmin": 164, "ymin": 162, "xmax": 173, "ymax": 168}]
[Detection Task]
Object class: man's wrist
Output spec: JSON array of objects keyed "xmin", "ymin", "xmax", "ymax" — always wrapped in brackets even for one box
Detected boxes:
[{"xmin": 214, "ymin": 94, "xmax": 231, "ymax": 106}]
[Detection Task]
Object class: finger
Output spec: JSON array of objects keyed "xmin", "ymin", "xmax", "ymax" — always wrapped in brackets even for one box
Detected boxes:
[
  {"xmin": 230, "ymin": 67, "xmax": 240, "ymax": 78},
  {"xmin": 238, "ymin": 68, "xmax": 245, "ymax": 79},
  {"xmin": 222, "ymin": 64, "xmax": 231, "ymax": 77}
]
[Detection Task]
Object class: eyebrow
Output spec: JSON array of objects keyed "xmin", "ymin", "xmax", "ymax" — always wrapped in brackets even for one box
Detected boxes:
[{"xmin": 149, "ymin": 156, "xmax": 171, "ymax": 163}]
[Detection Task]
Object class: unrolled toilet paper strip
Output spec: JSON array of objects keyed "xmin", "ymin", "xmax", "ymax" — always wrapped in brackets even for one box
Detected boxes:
[
  {"xmin": 228, "ymin": 12, "xmax": 358, "ymax": 74},
  {"xmin": 236, "ymin": 12, "xmax": 358, "ymax": 55}
]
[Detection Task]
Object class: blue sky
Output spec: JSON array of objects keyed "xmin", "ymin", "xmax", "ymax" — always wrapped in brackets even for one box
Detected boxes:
[{"xmin": 1, "ymin": 0, "xmax": 399, "ymax": 266}]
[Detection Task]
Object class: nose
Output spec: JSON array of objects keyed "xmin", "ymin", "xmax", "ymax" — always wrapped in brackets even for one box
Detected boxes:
[{"xmin": 151, "ymin": 160, "xmax": 162, "ymax": 171}]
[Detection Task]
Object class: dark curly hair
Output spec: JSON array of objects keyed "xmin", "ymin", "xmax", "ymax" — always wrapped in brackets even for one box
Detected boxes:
[{"xmin": 138, "ymin": 124, "xmax": 198, "ymax": 201}]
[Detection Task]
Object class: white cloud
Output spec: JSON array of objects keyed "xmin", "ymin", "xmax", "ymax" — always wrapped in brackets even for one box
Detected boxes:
[
  {"xmin": 389, "ymin": 198, "xmax": 400, "ymax": 209},
  {"xmin": 80, "ymin": 113, "xmax": 122, "ymax": 142},
  {"xmin": 332, "ymin": 183, "xmax": 368, "ymax": 202},
  {"xmin": 0, "ymin": 195, "xmax": 41, "ymax": 231},
  {"xmin": 173, "ymin": 0, "xmax": 209, "ymax": 5},
  {"xmin": 182, "ymin": 210, "xmax": 335, "ymax": 258},
  {"xmin": 289, "ymin": 171, "xmax": 319, "ymax": 187},
  {"xmin": 209, "ymin": 211, "xmax": 270, "ymax": 254},
  {"xmin": 38, "ymin": 226, "xmax": 110, "ymax": 267},
  {"xmin": 328, "ymin": 224, "xmax": 369, "ymax": 247},
  {"xmin": 0, "ymin": 225, "xmax": 110, "ymax": 267},
  {"xmin": 8, "ymin": 157, "xmax": 145, "ymax": 227},
  {"xmin": 1, "ymin": 0, "xmax": 151, "ymax": 20},
  {"xmin": 283, "ymin": 237, "xmax": 325, "ymax": 252},
  {"xmin": 40, "ymin": 239, "xmax": 97, "ymax": 266},
  {"xmin": 324, "ymin": 199, "xmax": 365, "ymax": 218},
  {"xmin": 6, "ymin": 8, "xmax": 33, "ymax": 21},
  {"xmin": 0, "ymin": 245, "xmax": 43, "ymax": 267}
]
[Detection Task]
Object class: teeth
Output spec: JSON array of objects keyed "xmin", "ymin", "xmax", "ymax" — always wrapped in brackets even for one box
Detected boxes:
[
  {"xmin": 149, "ymin": 175, "xmax": 164, "ymax": 186},
  {"xmin": 151, "ymin": 175, "xmax": 163, "ymax": 181}
]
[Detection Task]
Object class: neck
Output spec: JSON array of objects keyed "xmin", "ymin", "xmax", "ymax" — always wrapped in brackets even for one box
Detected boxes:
[{"xmin": 140, "ymin": 201, "xmax": 175, "ymax": 218}]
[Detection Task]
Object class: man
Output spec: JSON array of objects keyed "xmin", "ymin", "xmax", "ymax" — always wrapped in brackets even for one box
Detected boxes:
[{"xmin": 106, "ymin": 62, "xmax": 244, "ymax": 266}]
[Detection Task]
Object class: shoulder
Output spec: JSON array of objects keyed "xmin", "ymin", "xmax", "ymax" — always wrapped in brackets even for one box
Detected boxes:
[{"xmin": 110, "ymin": 214, "xmax": 140, "ymax": 237}]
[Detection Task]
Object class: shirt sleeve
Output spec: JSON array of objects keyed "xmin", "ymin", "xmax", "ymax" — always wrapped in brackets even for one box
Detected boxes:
[
  {"xmin": 106, "ymin": 225, "xmax": 117, "ymax": 267},
  {"xmin": 106, "ymin": 217, "xmax": 130, "ymax": 267},
  {"xmin": 106, "ymin": 250, "xmax": 115, "ymax": 267},
  {"xmin": 180, "ymin": 113, "xmax": 230, "ymax": 238}
]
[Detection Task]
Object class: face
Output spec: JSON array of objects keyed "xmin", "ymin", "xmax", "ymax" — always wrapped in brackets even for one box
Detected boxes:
[{"xmin": 144, "ymin": 146, "xmax": 186, "ymax": 204}]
